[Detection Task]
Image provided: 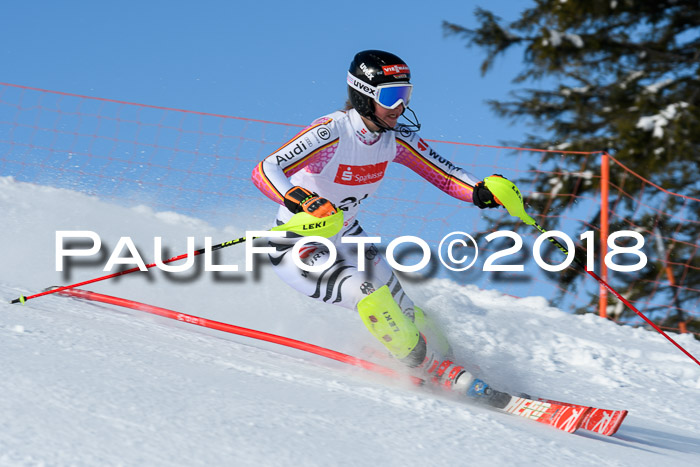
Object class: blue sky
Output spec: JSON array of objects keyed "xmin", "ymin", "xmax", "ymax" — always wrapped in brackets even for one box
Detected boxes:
[
  {"xmin": 3, "ymin": 2, "xmax": 694, "ymax": 326},
  {"xmin": 2, "ymin": 1, "xmax": 534, "ymax": 145},
  {"xmin": 4, "ymin": 1, "xmax": 599, "ymax": 311}
]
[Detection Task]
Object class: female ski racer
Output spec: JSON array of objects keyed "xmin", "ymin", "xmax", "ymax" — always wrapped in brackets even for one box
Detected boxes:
[{"xmin": 252, "ymin": 50, "xmax": 509, "ymax": 406}]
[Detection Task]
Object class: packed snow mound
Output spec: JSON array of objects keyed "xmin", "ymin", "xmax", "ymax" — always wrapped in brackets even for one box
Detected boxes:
[{"xmin": 1, "ymin": 176, "xmax": 699, "ymax": 466}]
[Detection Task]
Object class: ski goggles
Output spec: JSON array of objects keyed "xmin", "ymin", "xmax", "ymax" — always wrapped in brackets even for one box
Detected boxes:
[{"xmin": 347, "ymin": 72, "xmax": 413, "ymax": 109}]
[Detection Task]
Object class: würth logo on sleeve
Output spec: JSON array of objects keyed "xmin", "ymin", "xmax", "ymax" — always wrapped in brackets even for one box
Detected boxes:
[{"xmin": 334, "ymin": 161, "xmax": 389, "ymax": 185}]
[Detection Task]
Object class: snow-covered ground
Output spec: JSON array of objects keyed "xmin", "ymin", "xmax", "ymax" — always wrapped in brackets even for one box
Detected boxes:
[{"xmin": 1, "ymin": 176, "xmax": 699, "ymax": 466}]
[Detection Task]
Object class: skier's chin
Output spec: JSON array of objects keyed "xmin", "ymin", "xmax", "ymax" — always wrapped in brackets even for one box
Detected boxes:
[{"xmin": 384, "ymin": 118, "xmax": 399, "ymax": 128}]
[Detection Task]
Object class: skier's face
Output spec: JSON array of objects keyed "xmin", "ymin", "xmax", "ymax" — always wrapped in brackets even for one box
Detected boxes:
[{"xmin": 373, "ymin": 101, "xmax": 404, "ymax": 129}]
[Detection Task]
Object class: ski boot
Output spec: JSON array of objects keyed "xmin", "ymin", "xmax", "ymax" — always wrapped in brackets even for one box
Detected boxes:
[{"xmin": 458, "ymin": 377, "xmax": 512, "ymax": 409}]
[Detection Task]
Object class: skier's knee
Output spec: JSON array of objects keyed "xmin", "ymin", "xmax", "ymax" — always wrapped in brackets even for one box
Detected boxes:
[{"xmin": 357, "ymin": 285, "xmax": 425, "ymax": 367}]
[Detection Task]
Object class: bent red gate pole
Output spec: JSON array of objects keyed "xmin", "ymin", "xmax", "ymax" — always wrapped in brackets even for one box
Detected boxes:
[{"xmin": 59, "ymin": 288, "xmax": 424, "ymax": 386}]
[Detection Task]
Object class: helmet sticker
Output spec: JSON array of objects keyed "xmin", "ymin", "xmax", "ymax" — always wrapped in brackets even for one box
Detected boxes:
[
  {"xmin": 382, "ymin": 64, "xmax": 410, "ymax": 75},
  {"xmin": 359, "ymin": 63, "xmax": 375, "ymax": 81}
]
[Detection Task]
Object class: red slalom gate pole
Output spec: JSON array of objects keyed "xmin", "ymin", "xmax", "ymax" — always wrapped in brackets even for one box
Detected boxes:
[{"xmin": 59, "ymin": 288, "xmax": 424, "ymax": 386}]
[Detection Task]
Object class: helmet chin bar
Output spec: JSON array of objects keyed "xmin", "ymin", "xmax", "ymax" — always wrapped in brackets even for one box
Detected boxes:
[{"xmin": 370, "ymin": 106, "xmax": 421, "ymax": 134}]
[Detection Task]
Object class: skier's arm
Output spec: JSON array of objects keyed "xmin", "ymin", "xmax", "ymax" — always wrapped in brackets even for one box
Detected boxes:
[
  {"xmin": 394, "ymin": 134, "xmax": 501, "ymax": 209},
  {"xmin": 394, "ymin": 134, "xmax": 480, "ymax": 202},
  {"xmin": 251, "ymin": 116, "xmax": 340, "ymax": 205}
]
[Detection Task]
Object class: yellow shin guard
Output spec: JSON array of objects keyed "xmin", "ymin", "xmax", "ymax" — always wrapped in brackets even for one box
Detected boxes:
[{"xmin": 357, "ymin": 286, "xmax": 420, "ymax": 361}]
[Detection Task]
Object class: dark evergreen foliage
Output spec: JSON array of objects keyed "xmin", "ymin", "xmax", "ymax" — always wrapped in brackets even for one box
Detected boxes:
[{"xmin": 444, "ymin": 0, "xmax": 699, "ymax": 334}]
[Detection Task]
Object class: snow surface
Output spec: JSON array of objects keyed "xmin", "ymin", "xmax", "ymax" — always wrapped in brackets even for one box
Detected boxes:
[{"xmin": 1, "ymin": 176, "xmax": 699, "ymax": 466}]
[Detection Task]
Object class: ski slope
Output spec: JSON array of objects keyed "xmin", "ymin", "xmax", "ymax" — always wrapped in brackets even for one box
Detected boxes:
[{"xmin": 1, "ymin": 176, "xmax": 699, "ymax": 466}]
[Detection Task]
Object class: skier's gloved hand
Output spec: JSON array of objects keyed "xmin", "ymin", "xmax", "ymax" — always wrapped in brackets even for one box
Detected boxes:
[
  {"xmin": 472, "ymin": 175, "xmax": 505, "ymax": 209},
  {"xmin": 284, "ymin": 186, "xmax": 337, "ymax": 218}
]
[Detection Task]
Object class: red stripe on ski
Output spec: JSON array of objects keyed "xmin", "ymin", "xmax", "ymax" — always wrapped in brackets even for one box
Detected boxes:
[
  {"xmin": 538, "ymin": 398, "xmax": 627, "ymax": 436},
  {"xmin": 502, "ymin": 397, "xmax": 590, "ymax": 433}
]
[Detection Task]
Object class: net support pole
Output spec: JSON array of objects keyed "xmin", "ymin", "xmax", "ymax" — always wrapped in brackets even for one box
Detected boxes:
[{"xmin": 599, "ymin": 152, "xmax": 610, "ymax": 318}]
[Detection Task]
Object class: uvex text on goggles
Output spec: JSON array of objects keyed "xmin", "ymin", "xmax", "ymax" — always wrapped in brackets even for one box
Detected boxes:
[{"xmin": 347, "ymin": 72, "xmax": 413, "ymax": 110}]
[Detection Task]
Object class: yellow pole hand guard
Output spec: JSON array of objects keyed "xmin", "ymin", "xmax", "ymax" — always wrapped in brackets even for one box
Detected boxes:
[
  {"xmin": 484, "ymin": 176, "xmax": 536, "ymax": 225},
  {"xmin": 271, "ymin": 210, "xmax": 345, "ymax": 238}
]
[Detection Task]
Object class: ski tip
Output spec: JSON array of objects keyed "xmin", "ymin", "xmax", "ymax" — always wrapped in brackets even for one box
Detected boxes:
[{"xmin": 595, "ymin": 409, "xmax": 629, "ymax": 436}]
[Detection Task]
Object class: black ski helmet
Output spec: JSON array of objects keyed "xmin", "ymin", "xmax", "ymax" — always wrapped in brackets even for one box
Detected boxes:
[{"xmin": 347, "ymin": 50, "xmax": 420, "ymax": 133}]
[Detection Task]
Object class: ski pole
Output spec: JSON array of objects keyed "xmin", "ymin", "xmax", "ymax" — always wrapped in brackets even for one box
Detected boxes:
[
  {"xmin": 10, "ymin": 235, "xmax": 245, "ymax": 305},
  {"xmin": 10, "ymin": 210, "xmax": 344, "ymax": 305},
  {"xmin": 484, "ymin": 176, "xmax": 700, "ymax": 366}
]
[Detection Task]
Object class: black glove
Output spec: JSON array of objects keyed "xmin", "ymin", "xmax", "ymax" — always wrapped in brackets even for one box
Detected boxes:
[
  {"xmin": 284, "ymin": 186, "xmax": 337, "ymax": 218},
  {"xmin": 472, "ymin": 175, "xmax": 505, "ymax": 209}
]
